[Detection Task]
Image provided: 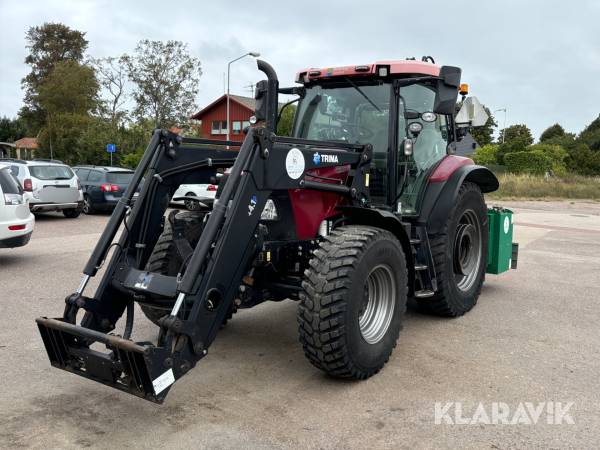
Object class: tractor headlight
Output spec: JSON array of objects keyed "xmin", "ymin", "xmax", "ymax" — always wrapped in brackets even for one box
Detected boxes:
[{"xmin": 260, "ymin": 199, "xmax": 278, "ymax": 221}]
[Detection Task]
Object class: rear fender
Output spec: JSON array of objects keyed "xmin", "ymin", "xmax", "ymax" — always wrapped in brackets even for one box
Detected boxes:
[
  {"xmin": 419, "ymin": 162, "xmax": 498, "ymax": 235},
  {"xmin": 335, "ymin": 206, "xmax": 415, "ymax": 287}
]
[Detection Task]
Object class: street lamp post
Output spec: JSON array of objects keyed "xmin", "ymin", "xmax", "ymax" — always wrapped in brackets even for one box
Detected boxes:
[
  {"xmin": 494, "ymin": 108, "xmax": 508, "ymax": 143},
  {"xmin": 227, "ymin": 51, "xmax": 260, "ymax": 141}
]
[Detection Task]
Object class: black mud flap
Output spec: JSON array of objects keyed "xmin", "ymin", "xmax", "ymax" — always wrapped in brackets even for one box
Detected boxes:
[{"xmin": 36, "ymin": 317, "xmax": 177, "ymax": 403}]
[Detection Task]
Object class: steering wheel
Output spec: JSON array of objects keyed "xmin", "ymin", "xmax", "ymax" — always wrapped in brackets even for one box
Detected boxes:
[
  {"xmin": 316, "ymin": 123, "xmax": 374, "ymax": 141},
  {"xmin": 343, "ymin": 123, "xmax": 374, "ymax": 139}
]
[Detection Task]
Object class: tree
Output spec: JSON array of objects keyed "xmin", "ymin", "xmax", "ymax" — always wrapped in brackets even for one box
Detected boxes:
[
  {"xmin": 90, "ymin": 56, "xmax": 129, "ymax": 127},
  {"xmin": 125, "ymin": 40, "xmax": 202, "ymax": 128},
  {"xmin": 498, "ymin": 124, "xmax": 533, "ymax": 149},
  {"xmin": 566, "ymin": 143, "xmax": 600, "ymax": 176},
  {"xmin": 21, "ymin": 23, "xmax": 88, "ymax": 132},
  {"xmin": 37, "ymin": 113, "xmax": 92, "ymax": 163},
  {"xmin": 539, "ymin": 123, "xmax": 565, "ymax": 142},
  {"xmin": 37, "ymin": 60, "xmax": 99, "ymax": 162},
  {"xmin": 578, "ymin": 114, "xmax": 600, "ymax": 151},
  {"xmin": 277, "ymin": 104, "xmax": 297, "ymax": 136},
  {"xmin": 541, "ymin": 132, "xmax": 577, "ymax": 151},
  {"xmin": 469, "ymin": 106, "xmax": 497, "ymax": 146},
  {"xmin": 497, "ymin": 124, "xmax": 534, "ymax": 164},
  {"xmin": 527, "ymin": 143, "xmax": 568, "ymax": 176},
  {"xmin": 38, "ymin": 61, "xmax": 99, "ymax": 115},
  {"xmin": 75, "ymin": 118, "xmax": 152, "ymax": 167},
  {"xmin": 0, "ymin": 117, "xmax": 26, "ymax": 143}
]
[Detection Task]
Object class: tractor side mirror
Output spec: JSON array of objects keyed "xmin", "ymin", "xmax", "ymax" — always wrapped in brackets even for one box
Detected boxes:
[
  {"xmin": 434, "ymin": 66, "xmax": 461, "ymax": 115},
  {"xmin": 402, "ymin": 138, "xmax": 414, "ymax": 156}
]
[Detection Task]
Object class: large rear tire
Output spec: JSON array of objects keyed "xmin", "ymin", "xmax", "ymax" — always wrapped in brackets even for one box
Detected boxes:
[
  {"xmin": 417, "ymin": 182, "xmax": 488, "ymax": 317},
  {"xmin": 298, "ymin": 225, "xmax": 408, "ymax": 379}
]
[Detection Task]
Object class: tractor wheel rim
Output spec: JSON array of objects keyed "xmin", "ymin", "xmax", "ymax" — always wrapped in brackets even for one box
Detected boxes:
[
  {"xmin": 359, "ymin": 264, "xmax": 396, "ymax": 344},
  {"xmin": 454, "ymin": 209, "xmax": 482, "ymax": 292}
]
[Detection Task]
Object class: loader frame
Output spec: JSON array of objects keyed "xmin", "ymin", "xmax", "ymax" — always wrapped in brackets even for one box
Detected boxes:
[{"xmin": 37, "ymin": 61, "xmax": 374, "ymax": 401}]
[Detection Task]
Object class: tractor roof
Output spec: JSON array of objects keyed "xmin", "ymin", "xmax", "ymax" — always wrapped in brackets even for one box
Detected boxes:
[{"xmin": 295, "ymin": 60, "xmax": 440, "ymax": 83}]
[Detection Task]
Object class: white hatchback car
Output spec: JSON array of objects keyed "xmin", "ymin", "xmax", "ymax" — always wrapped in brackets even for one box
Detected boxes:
[
  {"xmin": 171, "ymin": 183, "xmax": 217, "ymax": 210},
  {"xmin": 3, "ymin": 159, "xmax": 83, "ymax": 218},
  {"xmin": 0, "ymin": 164, "xmax": 35, "ymax": 248}
]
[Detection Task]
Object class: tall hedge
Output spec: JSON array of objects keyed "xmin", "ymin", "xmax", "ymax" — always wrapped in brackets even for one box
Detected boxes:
[{"xmin": 504, "ymin": 151, "xmax": 552, "ymax": 175}]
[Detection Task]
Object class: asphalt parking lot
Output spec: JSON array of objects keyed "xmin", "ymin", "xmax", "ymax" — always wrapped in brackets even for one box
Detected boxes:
[{"xmin": 1, "ymin": 200, "xmax": 599, "ymax": 449}]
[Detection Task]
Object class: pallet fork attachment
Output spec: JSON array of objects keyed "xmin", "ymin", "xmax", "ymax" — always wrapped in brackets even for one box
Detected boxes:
[{"xmin": 36, "ymin": 61, "xmax": 373, "ymax": 402}]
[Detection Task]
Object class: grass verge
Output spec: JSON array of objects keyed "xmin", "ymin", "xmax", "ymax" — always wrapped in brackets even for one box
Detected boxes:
[{"xmin": 487, "ymin": 173, "xmax": 600, "ymax": 200}]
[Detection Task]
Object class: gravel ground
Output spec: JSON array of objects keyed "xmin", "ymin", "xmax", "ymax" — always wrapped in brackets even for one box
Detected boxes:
[{"xmin": 0, "ymin": 201, "xmax": 599, "ymax": 449}]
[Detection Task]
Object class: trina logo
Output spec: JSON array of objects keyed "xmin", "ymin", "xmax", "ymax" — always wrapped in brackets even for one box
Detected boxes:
[{"xmin": 313, "ymin": 152, "xmax": 339, "ymax": 164}]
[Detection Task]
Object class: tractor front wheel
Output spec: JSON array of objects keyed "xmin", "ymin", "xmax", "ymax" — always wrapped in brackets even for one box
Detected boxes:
[
  {"xmin": 139, "ymin": 211, "xmax": 236, "ymax": 326},
  {"xmin": 298, "ymin": 226, "xmax": 408, "ymax": 379},
  {"xmin": 418, "ymin": 182, "xmax": 488, "ymax": 317}
]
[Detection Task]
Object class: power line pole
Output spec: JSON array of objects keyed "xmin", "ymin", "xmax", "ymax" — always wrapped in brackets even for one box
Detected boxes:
[{"xmin": 226, "ymin": 52, "xmax": 260, "ymax": 142}]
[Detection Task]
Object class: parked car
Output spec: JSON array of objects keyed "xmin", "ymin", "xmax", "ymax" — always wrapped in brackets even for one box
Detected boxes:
[
  {"xmin": 171, "ymin": 183, "xmax": 217, "ymax": 210},
  {"xmin": 0, "ymin": 163, "xmax": 35, "ymax": 248},
  {"xmin": 73, "ymin": 166, "xmax": 136, "ymax": 214},
  {"xmin": 0, "ymin": 158, "xmax": 83, "ymax": 218}
]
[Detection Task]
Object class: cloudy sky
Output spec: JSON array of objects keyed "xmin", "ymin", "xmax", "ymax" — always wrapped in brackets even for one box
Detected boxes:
[{"xmin": 1, "ymin": 0, "xmax": 598, "ymax": 138}]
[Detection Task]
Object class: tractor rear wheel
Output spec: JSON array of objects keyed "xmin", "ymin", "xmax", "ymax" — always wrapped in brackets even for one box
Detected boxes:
[
  {"xmin": 298, "ymin": 225, "xmax": 408, "ymax": 379},
  {"xmin": 418, "ymin": 182, "xmax": 488, "ymax": 317}
]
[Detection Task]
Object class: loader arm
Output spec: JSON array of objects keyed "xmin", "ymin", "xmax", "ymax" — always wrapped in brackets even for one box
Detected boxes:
[{"xmin": 36, "ymin": 123, "xmax": 372, "ymax": 403}]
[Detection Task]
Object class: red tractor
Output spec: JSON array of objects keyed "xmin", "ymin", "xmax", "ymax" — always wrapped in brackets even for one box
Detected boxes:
[{"xmin": 36, "ymin": 57, "xmax": 516, "ymax": 402}]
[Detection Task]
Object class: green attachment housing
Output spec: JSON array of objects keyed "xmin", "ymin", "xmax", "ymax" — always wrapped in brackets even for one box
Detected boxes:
[{"xmin": 487, "ymin": 207, "xmax": 514, "ymax": 274}]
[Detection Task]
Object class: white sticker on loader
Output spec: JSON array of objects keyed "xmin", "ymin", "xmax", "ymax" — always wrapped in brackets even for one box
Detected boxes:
[
  {"xmin": 503, "ymin": 216, "xmax": 510, "ymax": 234},
  {"xmin": 285, "ymin": 148, "xmax": 305, "ymax": 180},
  {"xmin": 153, "ymin": 369, "xmax": 175, "ymax": 395}
]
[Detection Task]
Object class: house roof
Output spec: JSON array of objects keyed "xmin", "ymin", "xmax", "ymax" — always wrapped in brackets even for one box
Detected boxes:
[
  {"xmin": 14, "ymin": 137, "xmax": 38, "ymax": 149},
  {"xmin": 191, "ymin": 94, "xmax": 256, "ymax": 120}
]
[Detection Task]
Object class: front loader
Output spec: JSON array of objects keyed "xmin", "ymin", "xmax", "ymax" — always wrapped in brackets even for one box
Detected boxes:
[{"xmin": 36, "ymin": 58, "xmax": 517, "ymax": 403}]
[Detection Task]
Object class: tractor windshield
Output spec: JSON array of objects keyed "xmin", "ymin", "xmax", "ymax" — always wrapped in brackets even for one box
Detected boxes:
[
  {"xmin": 293, "ymin": 81, "xmax": 391, "ymax": 148},
  {"xmin": 293, "ymin": 81, "xmax": 391, "ymax": 203}
]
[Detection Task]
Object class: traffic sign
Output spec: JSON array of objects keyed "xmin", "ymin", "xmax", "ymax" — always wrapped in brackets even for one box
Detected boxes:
[{"xmin": 106, "ymin": 143, "xmax": 116, "ymax": 153}]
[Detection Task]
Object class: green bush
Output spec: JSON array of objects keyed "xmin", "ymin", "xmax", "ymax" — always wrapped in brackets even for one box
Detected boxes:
[
  {"xmin": 504, "ymin": 151, "xmax": 552, "ymax": 175},
  {"xmin": 472, "ymin": 144, "xmax": 499, "ymax": 166},
  {"xmin": 528, "ymin": 143, "xmax": 568, "ymax": 176},
  {"xmin": 120, "ymin": 148, "xmax": 144, "ymax": 169},
  {"xmin": 567, "ymin": 143, "xmax": 600, "ymax": 176}
]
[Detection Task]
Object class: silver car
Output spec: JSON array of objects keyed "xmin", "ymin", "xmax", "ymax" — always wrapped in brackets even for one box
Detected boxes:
[{"xmin": 2, "ymin": 159, "xmax": 84, "ymax": 218}]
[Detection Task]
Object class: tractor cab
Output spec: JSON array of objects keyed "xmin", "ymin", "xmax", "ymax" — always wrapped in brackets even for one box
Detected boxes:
[{"xmin": 292, "ymin": 59, "xmax": 480, "ymax": 214}]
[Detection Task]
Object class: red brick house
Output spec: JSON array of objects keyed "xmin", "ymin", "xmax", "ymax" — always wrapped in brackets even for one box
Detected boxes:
[{"xmin": 191, "ymin": 94, "xmax": 255, "ymax": 141}]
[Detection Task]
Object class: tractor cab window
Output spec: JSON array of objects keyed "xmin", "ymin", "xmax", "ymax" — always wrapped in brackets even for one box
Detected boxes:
[
  {"xmin": 293, "ymin": 81, "xmax": 391, "ymax": 203},
  {"xmin": 397, "ymin": 83, "xmax": 449, "ymax": 215}
]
